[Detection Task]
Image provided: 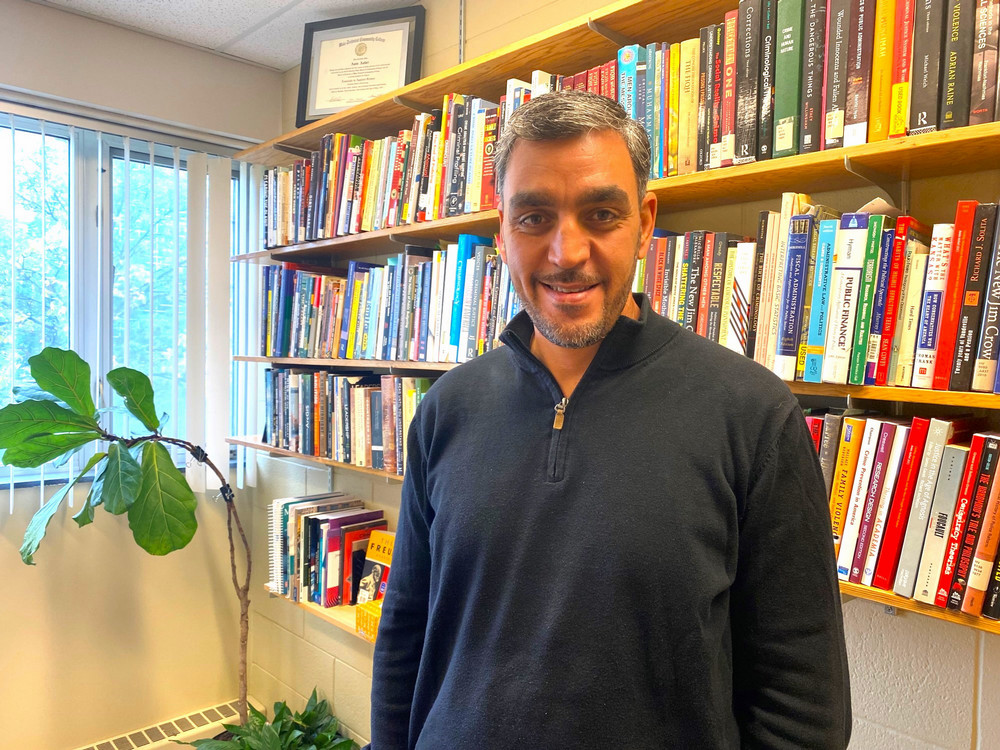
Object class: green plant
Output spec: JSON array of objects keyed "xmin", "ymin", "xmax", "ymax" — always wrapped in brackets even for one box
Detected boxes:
[
  {"xmin": 2, "ymin": 347, "xmax": 252, "ymax": 722},
  {"xmin": 183, "ymin": 690, "xmax": 359, "ymax": 750}
]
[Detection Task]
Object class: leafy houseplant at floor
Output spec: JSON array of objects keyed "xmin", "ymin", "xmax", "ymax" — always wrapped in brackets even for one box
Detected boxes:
[
  {"xmin": 182, "ymin": 690, "xmax": 359, "ymax": 750},
  {"xmin": 1, "ymin": 347, "xmax": 252, "ymax": 723}
]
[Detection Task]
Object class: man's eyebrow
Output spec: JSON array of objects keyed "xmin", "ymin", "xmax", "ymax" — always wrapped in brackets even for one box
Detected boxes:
[
  {"xmin": 577, "ymin": 185, "xmax": 631, "ymax": 206},
  {"xmin": 506, "ymin": 191, "xmax": 555, "ymax": 210}
]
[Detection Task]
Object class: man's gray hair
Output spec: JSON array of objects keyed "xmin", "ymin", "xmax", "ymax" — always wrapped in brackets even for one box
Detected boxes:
[{"xmin": 493, "ymin": 89, "xmax": 651, "ymax": 201}]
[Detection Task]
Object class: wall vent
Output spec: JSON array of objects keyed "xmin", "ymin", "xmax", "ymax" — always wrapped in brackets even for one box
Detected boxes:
[{"xmin": 73, "ymin": 701, "xmax": 241, "ymax": 750}]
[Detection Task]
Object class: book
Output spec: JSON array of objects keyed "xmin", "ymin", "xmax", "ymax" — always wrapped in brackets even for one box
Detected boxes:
[
  {"xmin": 961, "ymin": 457, "xmax": 1000, "ymax": 615},
  {"xmin": 799, "ymin": 0, "xmax": 827, "ymax": 153},
  {"xmin": 894, "ymin": 416, "xmax": 977, "ymax": 597},
  {"xmin": 933, "ymin": 200, "xmax": 979, "ymax": 389},
  {"xmin": 843, "ymin": 0, "xmax": 877, "ymax": 146},
  {"xmin": 947, "ymin": 435, "xmax": 1000, "ymax": 607},
  {"xmin": 973, "ymin": 211, "xmax": 1000, "ymax": 390},
  {"xmin": 872, "ymin": 416, "xmax": 932, "ymax": 589},
  {"xmin": 341, "ymin": 518, "xmax": 389, "ymax": 606},
  {"xmin": 818, "ymin": 408, "xmax": 863, "ymax": 496},
  {"xmin": 909, "ymin": 0, "xmax": 948, "ymax": 134},
  {"xmin": 356, "ymin": 529, "xmax": 395, "ymax": 604},
  {"xmin": 893, "ymin": 222, "xmax": 933, "ymax": 386},
  {"xmin": 939, "ymin": 0, "xmax": 975, "ymax": 129},
  {"xmin": 848, "ymin": 214, "xmax": 888, "ymax": 386},
  {"xmin": 773, "ymin": 0, "xmax": 806, "ymax": 157},
  {"xmin": 867, "ymin": 0, "xmax": 898, "ymax": 142},
  {"xmin": 861, "ymin": 421, "xmax": 911, "ymax": 585},
  {"xmin": 824, "ymin": 0, "xmax": 853, "ymax": 147},
  {"xmin": 847, "ymin": 419, "xmax": 900, "ymax": 582},
  {"xmin": 803, "ymin": 219, "xmax": 841, "ymax": 382},
  {"xmin": 758, "ymin": 0, "xmax": 778, "ymax": 160},
  {"xmin": 969, "ymin": 0, "xmax": 1000, "ymax": 124},
  {"xmin": 911, "ymin": 223, "xmax": 956, "ymax": 388},
  {"xmin": 889, "ymin": 0, "xmax": 919, "ymax": 137},
  {"xmin": 951, "ymin": 204, "xmax": 999, "ymax": 391},
  {"xmin": 830, "ymin": 414, "xmax": 869, "ymax": 551},
  {"xmin": 775, "ymin": 214, "xmax": 815, "ymax": 379},
  {"xmin": 936, "ymin": 433, "xmax": 994, "ymax": 606},
  {"xmin": 734, "ymin": 0, "xmax": 763, "ymax": 163},
  {"xmin": 838, "ymin": 417, "xmax": 890, "ymax": 578},
  {"xmin": 913, "ymin": 443, "xmax": 970, "ymax": 603},
  {"xmin": 863, "ymin": 220, "xmax": 897, "ymax": 384},
  {"xmin": 823, "ymin": 213, "xmax": 870, "ymax": 384}
]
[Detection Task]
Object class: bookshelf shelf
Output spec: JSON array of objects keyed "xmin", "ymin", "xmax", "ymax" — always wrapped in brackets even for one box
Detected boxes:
[
  {"xmin": 227, "ymin": 436, "xmax": 404, "ymax": 482},
  {"xmin": 787, "ymin": 382, "xmax": 1000, "ymax": 409},
  {"xmin": 840, "ymin": 582, "xmax": 1000, "ymax": 636},
  {"xmin": 262, "ymin": 586, "xmax": 367, "ymax": 641},
  {"xmin": 233, "ymin": 355, "xmax": 453, "ymax": 373}
]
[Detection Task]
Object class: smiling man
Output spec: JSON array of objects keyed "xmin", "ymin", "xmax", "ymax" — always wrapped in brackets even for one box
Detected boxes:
[{"xmin": 369, "ymin": 90, "xmax": 851, "ymax": 749}]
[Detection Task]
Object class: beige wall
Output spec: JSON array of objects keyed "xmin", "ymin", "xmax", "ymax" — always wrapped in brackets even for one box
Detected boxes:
[
  {"xmin": 1, "ymin": 480, "xmax": 243, "ymax": 749},
  {"xmin": 0, "ymin": 0, "xmax": 283, "ymax": 144}
]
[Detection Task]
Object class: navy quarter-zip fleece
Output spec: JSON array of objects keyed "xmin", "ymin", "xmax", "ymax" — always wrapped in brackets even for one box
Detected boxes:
[{"xmin": 370, "ymin": 294, "xmax": 851, "ymax": 749}]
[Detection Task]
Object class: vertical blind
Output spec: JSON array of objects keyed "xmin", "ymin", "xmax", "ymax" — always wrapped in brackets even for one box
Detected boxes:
[{"xmin": 0, "ymin": 105, "xmax": 252, "ymax": 512}]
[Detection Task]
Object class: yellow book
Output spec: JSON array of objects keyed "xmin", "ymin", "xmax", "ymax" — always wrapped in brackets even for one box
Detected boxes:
[
  {"xmin": 867, "ymin": 0, "xmax": 896, "ymax": 142},
  {"xmin": 431, "ymin": 93, "xmax": 455, "ymax": 221},
  {"xmin": 356, "ymin": 529, "xmax": 395, "ymax": 605},
  {"xmin": 361, "ymin": 139, "xmax": 383, "ymax": 233},
  {"xmin": 677, "ymin": 38, "xmax": 701, "ymax": 176},
  {"xmin": 668, "ymin": 42, "xmax": 681, "ymax": 176},
  {"xmin": 830, "ymin": 415, "xmax": 868, "ymax": 554},
  {"xmin": 345, "ymin": 275, "xmax": 365, "ymax": 359}
]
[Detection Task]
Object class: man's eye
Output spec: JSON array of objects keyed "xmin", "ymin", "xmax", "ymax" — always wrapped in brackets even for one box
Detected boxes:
[
  {"xmin": 518, "ymin": 213, "xmax": 546, "ymax": 227},
  {"xmin": 592, "ymin": 209, "xmax": 619, "ymax": 222}
]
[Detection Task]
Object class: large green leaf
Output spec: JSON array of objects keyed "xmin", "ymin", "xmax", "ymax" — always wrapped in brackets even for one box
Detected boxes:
[
  {"xmin": 12, "ymin": 385, "xmax": 68, "ymax": 407},
  {"xmin": 71, "ymin": 451, "xmax": 108, "ymax": 528},
  {"xmin": 127, "ymin": 441, "xmax": 197, "ymax": 554},
  {"xmin": 2, "ymin": 431, "xmax": 101, "ymax": 468},
  {"xmin": 107, "ymin": 367, "xmax": 160, "ymax": 431},
  {"xmin": 98, "ymin": 442, "xmax": 142, "ymax": 515},
  {"xmin": 28, "ymin": 348, "xmax": 96, "ymax": 417},
  {"xmin": 0, "ymin": 400, "xmax": 99, "ymax": 450},
  {"xmin": 21, "ymin": 451, "xmax": 108, "ymax": 563}
]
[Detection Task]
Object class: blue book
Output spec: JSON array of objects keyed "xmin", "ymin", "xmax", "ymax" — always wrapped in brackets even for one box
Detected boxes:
[
  {"xmin": 617, "ymin": 45, "xmax": 647, "ymax": 120},
  {"xmin": 451, "ymin": 235, "xmax": 492, "ymax": 348},
  {"xmin": 864, "ymin": 224, "xmax": 897, "ymax": 384},
  {"xmin": 418, "ymin": 259, "xmax": 434, "ymax": 360},
  {"xmin": 774, "ymin": 214, "xmax": 815, "ymax": 380},
  {"xmin": 363, "ymin": 266, "xmax": 384, "ymax": 360},
  {"xmin": 381, "ymin": 260, "xmax": 400, "ymax": 360},
  {"xmin": 803, "ymin": 219, "xmax": 839, "ymax": 382},
  {"xmin": 275, "ymin": 266, "xmax": 296, "ymax": 357},
  {"xmin": 645, "ymin": 42, "xmax": 657, "ymax": 176},
  {"xmin": 337, "ymin": 261, "xmax": 380, "ymax": 359}
]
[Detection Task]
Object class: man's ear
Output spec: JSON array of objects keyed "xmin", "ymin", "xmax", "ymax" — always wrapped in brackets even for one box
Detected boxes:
[
  {"xmin": 637, "ymin": 190, "xmax": 658, "ymax": 260},
  {"xmin": 496, "ymin": 206, "xmax": 507, "ymax": 263}
]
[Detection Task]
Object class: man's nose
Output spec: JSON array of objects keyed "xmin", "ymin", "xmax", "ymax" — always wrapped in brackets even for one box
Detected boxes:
[{"xmin": 548, "ymin": 216, "xmax": 591, "ymax": 268}]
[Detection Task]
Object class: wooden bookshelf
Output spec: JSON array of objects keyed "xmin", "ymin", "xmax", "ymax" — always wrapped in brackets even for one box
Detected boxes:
[
  {"xmin": 788, "ymin": 382, "xmax": 1000, "ymax": 409},
  {"xmin": 262, "ymin": 586, "xmax": 367, "ymax": 641},
  {"xmin": 227, "ymin": 436, "xmax": 404, "ymax": 482},
  {"xmin": 840, "ymin": 581, "xmax": 1000, "ymax": 636},
  {"xmin": 234, "ymin": 355, "xmax": 453, "ymax": 373}
]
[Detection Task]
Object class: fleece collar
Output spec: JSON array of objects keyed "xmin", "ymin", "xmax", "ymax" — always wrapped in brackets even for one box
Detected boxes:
[{"xmin": 498, "ymin": 293, "xmax": 678, "ymax": 375}]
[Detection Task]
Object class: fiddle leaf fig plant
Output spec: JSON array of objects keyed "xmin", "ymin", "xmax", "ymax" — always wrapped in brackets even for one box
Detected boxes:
[{"xmin": 3, "ymin": 347, "xmax": 252, "ymax": 723}]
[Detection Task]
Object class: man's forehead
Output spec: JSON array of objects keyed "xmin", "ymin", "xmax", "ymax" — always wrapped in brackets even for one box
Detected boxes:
[{"xmin": 506, "ymin": 185, "xmax": 632, "ymax": 209}]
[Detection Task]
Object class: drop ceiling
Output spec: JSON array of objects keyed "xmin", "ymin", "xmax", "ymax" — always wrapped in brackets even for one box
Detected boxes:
[{"xmin": 28, "ymin": 0, "xmax": 420, "ymax": 71}]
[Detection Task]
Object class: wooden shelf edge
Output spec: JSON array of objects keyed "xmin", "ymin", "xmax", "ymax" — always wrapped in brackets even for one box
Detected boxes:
[
  {"xmin": 232, "ymin": 355, "xmax": 453, "ymax": 372},
  {"xmin": 262, "ymin": 586, "xmax": 371, "ymax": 642},
  {"xmin": 227, "ymin": 436, "xmax": 404, "ymax": 482},
  {"xmin": 840, "ymin": 581, "xmax": 1000, "ymax": 635},
  {"xmin": 787, "ymin": 381, "xmax": 1000, "ymax": 408}
]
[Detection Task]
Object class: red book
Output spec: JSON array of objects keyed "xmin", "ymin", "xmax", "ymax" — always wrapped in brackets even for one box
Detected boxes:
[
  {"xmin": 480, "ymin": 108, "xmax": 499, "ymax": 212},
  {"xmin": 850, "ymin": 421, "xmax": 898, "ymax": 582},
  {"xmin": 872, "ymin": 416, "xmax": 932, "ymax": 589},
  {"xmin": 875, "ymin": 217, "xmax": 914, "ymax": 384},
  {"xmin": 949, "ymin": 435, "xmax": 1000, "ymax": 608},
  {"xmin": 603, "ymin": 59, "xmax": 618, "ymax": 100},
  {"xmin": 935, "ymin": 432, "xmax": 992, "ymax": 606},
  {"xmin": 888, "ymin": 0, "xmax": 917, "ymax": 138},
  {"xmin": 961, "ymin": 465, "xmax": 1000, "ymax": 615},
  {"xmin": 805, "ymin": 415, "xmax": 825, "ymax": 450},
  {"xmin": 932, "ymin": 200, "xmax": 980, "ymax": 389},
  {"xmin": 721, "ymin": 9, "xmax": 739, "ymax": 168},
  {"xmin": 385, "ymin": 130, "xmax": 407, "ymax": 228},
  {"xmin": 696, "ymin": 232, "xmax": 716, "ymax": 337},
  {"xmin": 587, "ymin": 65, "xmax": 602, "ymax": 94},
  {"xmin": 341, "ymin": 521, "xmax": 388, "ymax": 606},
  {"xmin": 573, "ymin": 71, "xmax": 588, "ymax": 90},
  {"xmin": 652, "ymin": 236, "xmax": 668, "ymax": 311}
]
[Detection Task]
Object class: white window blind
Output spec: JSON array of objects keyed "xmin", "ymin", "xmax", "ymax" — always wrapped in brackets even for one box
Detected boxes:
[{"xmin": 0, "ymin": 103, "xmax": 251, "ymax": 512}]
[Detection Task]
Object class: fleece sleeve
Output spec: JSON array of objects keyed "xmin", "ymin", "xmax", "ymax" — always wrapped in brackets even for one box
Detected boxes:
[
  {"xmin": 368, "ymin": 409, "xmax": 434, "ymax": 750},
  {"xmin": 730, "ymin": 403, "xmax": 852, "ymax": 750}
]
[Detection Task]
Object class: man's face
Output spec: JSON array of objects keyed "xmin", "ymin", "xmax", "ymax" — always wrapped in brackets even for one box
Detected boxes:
[{"xmin": 497, "ymin": 130, "xmax": 656, "ymax": 349}]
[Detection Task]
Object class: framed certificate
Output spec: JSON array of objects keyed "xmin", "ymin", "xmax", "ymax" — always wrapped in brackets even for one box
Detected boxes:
[{"xmin": 296, "ymin": 7, "xmax": 426, "ymax": 128}]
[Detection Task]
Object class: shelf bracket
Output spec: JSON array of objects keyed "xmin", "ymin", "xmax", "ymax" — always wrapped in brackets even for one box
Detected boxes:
[
  {"xmin": 883, "ymin": 605, "xmax": 898, "ymax": 617},
  {"xmin": 273, "ymin": 142, "xmax": 313, "ymax": 159},
  {"xmin": 393, "ymin": 95, "xmax": 432, "ymax": 114},
  {"xmin": 586, "ymin": 19, "xmax": 637, "ymax": 47},
  {"xmin": 843, "ymin": 155, "xmax": 910, "ymax": 214}
]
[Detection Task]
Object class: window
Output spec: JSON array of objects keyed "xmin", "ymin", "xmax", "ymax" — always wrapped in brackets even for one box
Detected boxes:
[{"xmin": 0, "ymin": 107, "xmax": 242, "ymax": 492}]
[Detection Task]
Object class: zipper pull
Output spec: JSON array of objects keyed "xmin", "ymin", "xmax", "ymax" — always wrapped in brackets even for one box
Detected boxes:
[{"xmin": 552, "ymin": 397, "xmax": 568, "ymax": 430}]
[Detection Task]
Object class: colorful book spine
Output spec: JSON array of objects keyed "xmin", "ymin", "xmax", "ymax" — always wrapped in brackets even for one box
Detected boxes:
[
  {"xmin": 867, "ymin": 0, "xmax": 898, "ymax": 142},
  {"xmin": 824, "ymin": 0, "xmax": 853, "ymax": 147},
  {"xmin": 823, "ymin": 213, "xmax": 870, "ymax": 384},
  {"xmin": 799, "ymin": 0, "xmax": 828, "ymax": 153},
  {"xmin": 933, "ymin": 200, "xmax": 979, "ymax": 389},
  {"xmin": 804, "ymin": 219, "xmax": 839, "ymax": 381},
  {"xmin": 939, "ymin": 0, "xmax": 975, "ymax": 129},
  {"xmin": 863, "ymin": 221, "xmax": 896, "ymax": 384},
  {"xmin": 734, "ymin": 0, "xmax": 763, "ymax": 164},
  {"xmin": 838, "ymin": 417, "xmax": 886, "ymax": 576},
  {"xmin": 969, "ymin": 0, "xmax": 1000, "ymax": 124},
  {"xmin": 952, "ymin": 204, "xmax": 1000, "ymax": 390},
  {"xmin": 849, "ymin": 420, "xmax": 899, "ymax": 582},
  {"xmin": 862, "ymin": 422, "xmax": 911, "ymax": 585},
  {"xmin": 843, "ymin": 0, "xmax": 877, "ymax": 145},
  {"xmin": 773, "ymin": 0, "xmax": 806, "ymax": 157},
  {"xmin": 912, "ymin": 223, "xmax": 955, "ymax": 388},
  {"xmin": 889, "ymin": 0, "xmax": 918, "ymax": 137},
  {"xmin": 909, "ymin": 0, "xmax": 948, "ymax": 134},
  {"xmin": 830, "ymin": 415, "xmax": 869, "ymax": 551},
  {"xmin": 913, "ymin": 443, "xmax": 970, "ymax": 604},
  {"xmin": 758, "ymin": 0, "xmax": 779, "ymax": 159}
]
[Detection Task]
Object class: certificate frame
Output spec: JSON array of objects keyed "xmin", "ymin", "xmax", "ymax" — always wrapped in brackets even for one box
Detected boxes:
[{"xmin": 296, "ymin": 6, "xmax": 426, "ymax": 128}]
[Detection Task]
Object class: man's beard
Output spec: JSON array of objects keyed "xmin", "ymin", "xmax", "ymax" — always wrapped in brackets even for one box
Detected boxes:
[{"xmin": 518, "ymin": 265, "xmax": 637, "ymax": 349}]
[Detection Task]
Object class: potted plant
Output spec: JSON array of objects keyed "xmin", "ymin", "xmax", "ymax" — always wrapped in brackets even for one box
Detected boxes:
[
  {"xmin": 2, "ymin": 347, "xmax": 253, "ymax": 723},
  {"xmin": 181, "ymin": 689, "xmax": 359, "ymax": 750}
]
